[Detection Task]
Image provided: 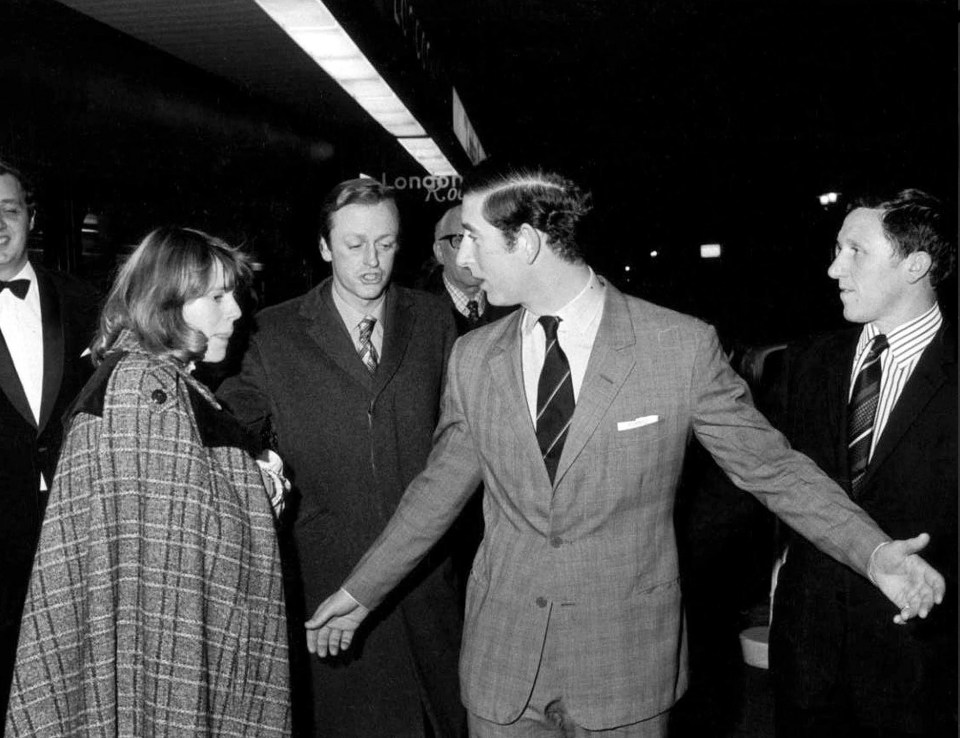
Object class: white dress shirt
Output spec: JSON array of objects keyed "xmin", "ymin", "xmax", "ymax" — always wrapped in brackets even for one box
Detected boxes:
[
  {"xmin": 850, "ymin": 303, "xmax": 942, "ymax": 460},
  {"xmin": 0, "ymin": 261, "xmax": 43, "ymax": 424},
  {"xmin": 520, "ymin": 269, "xmax": 606, "ymax": 423}
]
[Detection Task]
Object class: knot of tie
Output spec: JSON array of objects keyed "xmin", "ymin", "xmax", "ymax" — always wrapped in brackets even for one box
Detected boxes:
[
  {"xmin": 0, "ymin": 279, "xmax": 30, "ymax": 300},
  {"xmin": 466, "ymin": 300, "xmax": 480, "ymax": 324}
]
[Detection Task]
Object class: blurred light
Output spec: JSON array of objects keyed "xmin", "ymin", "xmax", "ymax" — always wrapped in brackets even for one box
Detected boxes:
[
  {"xmin": 819, "ymin": 191, "xmax": 840, "ymax": 206},
  {"xmin": 397, "ymin": 138, "xmax": 458, "ymax": 176},
  {"xmin": 624, "ymin": 265, "xmax": 631, "ymax": 272},
  {"xmin": 700, "ymin": 243, "xmax": 722, "ymax": 259},
  {"xmin": 649, "ymin": 250, "xmax": 658, "ymax": 258},
  {"xmin": 253, "ymin": 0, "xmax": 458, "ymax": 175}
]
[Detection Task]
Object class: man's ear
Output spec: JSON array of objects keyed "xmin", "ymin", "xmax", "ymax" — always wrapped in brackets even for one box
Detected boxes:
[
  {"xmin": 319, "ymin": 237, "xmax": 333, "ymax": 263},
  {"xmin": 516, "ymin": 223, "xmax": 541, "ymax": 264},
  {"xmin": 904, "ymin": 251, "xmax": 932, "ymax": 284},
  {"xmin": 432, "ymin": 239, "xmax": 446, "ymax": 265}
]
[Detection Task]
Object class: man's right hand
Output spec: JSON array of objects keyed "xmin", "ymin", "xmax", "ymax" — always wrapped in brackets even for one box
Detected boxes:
[{"xmin": 305, "ymin": 588, "xmax": 370, "ymax": 657}]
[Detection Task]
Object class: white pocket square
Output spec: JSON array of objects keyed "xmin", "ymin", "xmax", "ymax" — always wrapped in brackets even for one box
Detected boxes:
[{"xmin": 617, "ymin": 415, "xmax": 660, "ymax": 431}]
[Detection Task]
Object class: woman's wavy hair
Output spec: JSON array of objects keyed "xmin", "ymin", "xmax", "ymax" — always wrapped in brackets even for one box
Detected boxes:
[
  {"xmin": 92, "ymin": 226, "xmax": 250, "ymax": 364},
  {"xmin": 461, "ymin": 162, "xmax": 593, "ymax": 263}
]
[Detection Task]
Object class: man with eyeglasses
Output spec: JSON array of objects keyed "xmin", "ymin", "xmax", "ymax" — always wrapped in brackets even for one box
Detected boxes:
[{"xmin": 423, "ymin": 204, "xmax": 514, "ymax": 334}]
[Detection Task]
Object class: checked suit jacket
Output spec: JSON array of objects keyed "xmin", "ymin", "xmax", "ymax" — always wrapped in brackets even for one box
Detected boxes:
[{"xmin": 345, "ymin": 279, "xmax": 889, "ymax": 730}]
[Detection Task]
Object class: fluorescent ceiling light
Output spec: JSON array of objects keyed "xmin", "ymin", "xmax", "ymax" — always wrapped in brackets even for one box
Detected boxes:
[
  {"xmin": 397, "ymin": 138, "xmax": 458, "ymax": 176},
  {"xmin": 252, "ymin": 0, "xmax": 433, "ymax": 140},
  {"xmin": 700, "ymin": 243, "xmax": 722, "ymax": 259}
]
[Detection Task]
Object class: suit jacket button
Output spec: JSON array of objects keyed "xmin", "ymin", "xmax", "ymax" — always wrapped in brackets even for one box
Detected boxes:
[
  {"xmin": 536, "ymin": 597, "xmax": 547, "ymax": 608},
  {"xmin": 151, "ymin": 389, "xmax": 168, "ymax": 405},
  {"xmin": 550, "ymin": 536, "xmax": 562, "ymax": 548}
]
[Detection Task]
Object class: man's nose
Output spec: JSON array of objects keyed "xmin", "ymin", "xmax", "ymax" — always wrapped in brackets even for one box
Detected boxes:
[
  {"xmin": 455, "ymin": 240, "xmax": 473, "ymax": 268},
  {"xmin": 827, "ymin": 253, "xmax": 843, "ymax": 280},
  {"xmin": 363, "ymin": 244, "xmax": 379, "ymax": 267}
]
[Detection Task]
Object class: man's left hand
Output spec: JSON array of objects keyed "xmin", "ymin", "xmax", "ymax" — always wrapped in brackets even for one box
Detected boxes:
[{"xmin": 868, "ymin": 533, "xmax": 946, "ymax": 625}]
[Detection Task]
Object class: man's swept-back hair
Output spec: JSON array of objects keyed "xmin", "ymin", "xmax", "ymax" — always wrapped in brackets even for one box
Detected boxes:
[
  {"xmin": 852, "ymin": 188, "xmax": 955, "ymax": 287},
  {"xmin": 319, "ymin": 177, "xmax": 398, "ymax": 244},
  {"xmin": 92, "ymin": 226, "xmax": 250, "ymax": 364},
  {"xmin": 462, "ymin": 162, "xmax": 592, "ymax": 263},
  {"xmin": 0, "ymin": 159, "xmax": 36, "ymax": 219}
]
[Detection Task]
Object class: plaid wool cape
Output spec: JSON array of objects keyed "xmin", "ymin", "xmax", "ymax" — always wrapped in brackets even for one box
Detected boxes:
[{"xmin": 5, "ymin": 343, "xmax": 291, "ymax": 737}]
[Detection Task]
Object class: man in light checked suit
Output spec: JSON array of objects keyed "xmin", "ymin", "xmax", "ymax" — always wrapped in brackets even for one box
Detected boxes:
[{"xmin": 305, "ymin": 163, "xmax": 946, "ymax": 737}]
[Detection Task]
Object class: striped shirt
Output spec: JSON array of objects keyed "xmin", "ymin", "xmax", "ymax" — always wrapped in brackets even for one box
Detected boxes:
[{"xmin": 850, "ymin": 303, "xmax": 942, "ymax": 459}]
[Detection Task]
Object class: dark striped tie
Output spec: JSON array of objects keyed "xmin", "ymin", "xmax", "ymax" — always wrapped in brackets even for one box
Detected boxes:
[
  {"xmin": 848, "ymin": 334, "xmax": 888, "ymax": 496},
  {"xmin": 536, "ymin": 316, "xmax": 575, "ymax": 484}
]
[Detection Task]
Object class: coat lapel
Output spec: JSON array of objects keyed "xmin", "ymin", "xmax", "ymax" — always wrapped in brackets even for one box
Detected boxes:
[
  {"xmin": 553, "ymin": 286, "xmax": 636, "ymax": 486},
  {"xmin": 374, "ymin": 286, "xmax": 413, "ymax": 396},
  {"xmin": 829, "ymin": 332, "xmax": 858, "ymax": 490},
  {"xmin": 37, "ymin": 267, "xmax": 64, "ymax": 433},
  {"xmin": 487, "ymin": 312, "xmax": 546, "ymax": 476},
  {"xmin": 861, "ymin": 325, "xmax": 953, "ymax": 490},
  {"xmin": 0, "ymin": 328, "xmax": 35, "ymax": 428},
  {"xmin": 301, "ymin": 279, "xmax": 375, "ymax": 389}
]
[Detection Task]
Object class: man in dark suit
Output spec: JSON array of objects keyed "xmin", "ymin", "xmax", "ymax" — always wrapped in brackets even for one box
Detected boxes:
[
  {"xmin": 305, "ymin": 165, "xmax": 945, "ymax": 737},
  {"xmin": 218, "ymin": 178, "xmax": 465, "ymax": 738},
  {"xmin": 0, "ymin": 161, "xmax": 98, "ymax": 729},
  {"xmin": 421, "ymin": 204, "xmax": 514, "ymax": 333},
  {"xmin": 770, "ymin": 189, "xmax": 957, "ymax": 738}
]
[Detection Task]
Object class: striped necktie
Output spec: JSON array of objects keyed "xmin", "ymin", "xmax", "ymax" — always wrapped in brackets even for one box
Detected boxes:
[
  {"xmin": 848, "ymin": 334, "xmax": 888, "ymax": 496},
  {"xmin": 357, "ymin": 316, "xmax": 379, "ymax": 373},
  {"xmin": 536, "ymin": 316, "xmax": 575, "ymax": 484}
]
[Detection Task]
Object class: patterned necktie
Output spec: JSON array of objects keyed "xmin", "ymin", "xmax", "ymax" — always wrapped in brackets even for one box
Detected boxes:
[
  {"xmin": 357, "ymin": 316, "xmax": 379, "ymax": 373},
  {"xmin": 466, "ymin": 300, "xmax": 480, "ymax": 325},
  {"xmin": 848, "ymin": 334, "xmax": 888, "ymax": 496},
  {"xmin": 536, "ymin": 316, "xmax": 575, "ymax": 484},
  {"xmin": 0, "ymin": 279, "xmax": 30, "ymax": 299}
]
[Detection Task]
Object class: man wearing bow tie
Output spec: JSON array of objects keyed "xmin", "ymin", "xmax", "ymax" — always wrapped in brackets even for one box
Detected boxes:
[
  {"xmin": 0, "ymin": 161, "xmax": 98, "ymax": 730},
  {"xmin": 218, "ymin": 178, "xmax": 465, "ymax": 737}
]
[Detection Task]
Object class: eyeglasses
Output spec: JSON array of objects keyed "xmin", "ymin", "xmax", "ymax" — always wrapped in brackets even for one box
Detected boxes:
[{"xmin": 437, "ymin": 233, "xmax": 464, "ymax": 249}]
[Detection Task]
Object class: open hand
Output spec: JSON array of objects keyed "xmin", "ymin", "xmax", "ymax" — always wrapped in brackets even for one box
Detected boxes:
[
  {"xmin": 869, "ymin": 533, "xmax": 946, "ymax": 625},
  {"xmin": 305, "ymin": 589, "xmax": 370, "ymax": 657}
]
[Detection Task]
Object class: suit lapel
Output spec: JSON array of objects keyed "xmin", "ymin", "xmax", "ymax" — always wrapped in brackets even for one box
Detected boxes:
[
  {"xmin": 553, "ymin": 287, "xmax": 636, "ymax": 485},
  {"xmin": 37, "ymin": 267, "xmax": 64, "ymax": 433},
  {"xmin": 830, "ymin": 332, "xmax": 858, "ymax": 490},
  {"xmin": 861, "ymin": 326, "xmax": 952, "ymax": 490},
  {"xmin": 302, "ymin": 279, "xmax": 374, "ymax": 388},
  {"xmin": 374, "ymin": 286, "xmax": 413, "ymax": 395},
  {"xmin": 487, "ymin": 312, "xmax": 546, "ymax": 476},
  {"xmin": 0, "ymin": 328, "xmax": 35, "ymax": 428}
]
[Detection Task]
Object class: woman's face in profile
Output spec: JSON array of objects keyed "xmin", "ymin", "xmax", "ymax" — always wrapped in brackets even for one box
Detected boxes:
[{"xmin": 182, "ymin": 261, "xmax": 242, "ymax": 363}]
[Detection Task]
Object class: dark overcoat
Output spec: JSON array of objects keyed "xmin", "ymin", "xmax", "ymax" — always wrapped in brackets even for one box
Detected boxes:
[
  {"xmin": 0, "ymin": 264, "xmax": 98, "ymax": 723},
  {"xmin": 218, "ymin": 278, "xmax": 465, "ymax": 738},
  {"xmin": 5, "ymin": 341, "xmax": 291, "ymax": 737},
  {"xmin": 770, "ymin": 325, "xmax": 958, "ymax": 735}
]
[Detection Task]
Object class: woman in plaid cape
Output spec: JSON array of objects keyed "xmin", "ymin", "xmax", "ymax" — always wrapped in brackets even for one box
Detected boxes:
[{"xmin": 5, "ymin": 228, "xmax": 290, "ymax": 737}]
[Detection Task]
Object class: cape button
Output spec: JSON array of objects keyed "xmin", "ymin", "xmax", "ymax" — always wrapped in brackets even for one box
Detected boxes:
[
  {"xmin": 535, "ymin": 597, "xmax": 547, "ymax": 608},
  {"xmin": 151, "ymin": 389, "xmax": 168, "ymax": 405}
]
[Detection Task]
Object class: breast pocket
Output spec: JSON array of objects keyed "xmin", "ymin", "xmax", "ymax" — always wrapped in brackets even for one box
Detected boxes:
[{"xmin": 613, "ymin": 415, "xmax": 667, "ymax": 449}]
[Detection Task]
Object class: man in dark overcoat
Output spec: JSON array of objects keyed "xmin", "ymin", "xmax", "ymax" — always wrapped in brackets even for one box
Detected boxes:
[
  {"xmin": 218, "ymin": 178, "xmax": 465, "ymax": 738},
  {"xmin": 770, "ymin": 189, "xmax": 957, "ymax": 737},
  {"xmin": 0, "ymin": 160, "xmax": 98, "ymax": 731}
]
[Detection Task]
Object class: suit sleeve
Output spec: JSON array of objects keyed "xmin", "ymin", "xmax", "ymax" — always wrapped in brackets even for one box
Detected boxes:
[
  {"xmin": 217, "ymin": 335, "xmax": 277, "ymax": 453},
  {"xmin": 343, "ymin": 339, "xmax": 484, "ymax": 608},
  {"xmin": 689, "ymin": 325, "xmax": 888, "ymax": 576}
]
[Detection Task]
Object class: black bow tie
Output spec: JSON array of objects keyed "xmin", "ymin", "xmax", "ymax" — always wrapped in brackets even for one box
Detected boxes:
[{"xmin": 0, "ymin": 279, "xmax": 30, "ymax": 299}]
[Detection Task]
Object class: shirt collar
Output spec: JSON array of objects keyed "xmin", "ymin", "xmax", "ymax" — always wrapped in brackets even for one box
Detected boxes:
[
  {"xmin": 521, "ymin": 267, "xmax": 604, "ymax": 337},
  {"xmin": 858, "ymin": 303, "xmax": 942, "ymax": 363},
  {"xmin": 442, "ymin": 273, "xmax": 486, "ymax": 315},
  {"xmin": 330, "ymin": 281, "xmax": 386, "ymax": 333}
]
